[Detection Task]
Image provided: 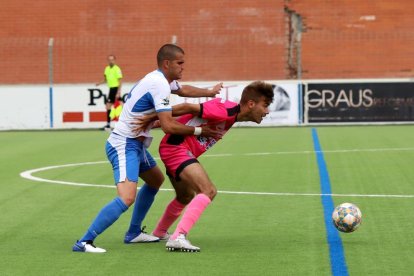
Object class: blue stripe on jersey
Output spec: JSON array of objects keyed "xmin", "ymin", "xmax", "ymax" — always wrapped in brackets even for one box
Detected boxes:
[
  {"xmin": 125, "ymin": 81, "xmax": 140, "ymax": 103},
  {"xmin": 131, "ymin": 92, "xmax": 155, "ymax": 112}
]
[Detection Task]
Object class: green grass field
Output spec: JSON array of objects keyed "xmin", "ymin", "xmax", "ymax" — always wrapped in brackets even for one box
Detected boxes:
[{"xmin": 1, "ymin": 126, "xmax": 414, "ymax": 275}]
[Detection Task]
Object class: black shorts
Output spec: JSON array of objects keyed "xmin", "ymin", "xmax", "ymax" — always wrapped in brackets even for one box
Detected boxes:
[{"xmin": 106, "ymin": 87, "xmax": 119, "ymax": 104}]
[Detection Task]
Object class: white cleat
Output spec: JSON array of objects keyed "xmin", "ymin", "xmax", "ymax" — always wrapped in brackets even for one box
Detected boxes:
[
  {"xmin": 72, "ymin": 241, "xmax": 106, "ymax": 253},
  {"xmin": 166, "ymin": 234, "xmax": 200, "ymax": 252},
  {"xmin": 124, "ymin": 232, "xmax": 160, "ymax": 243},
  {"xmin": 152, "ymin": 232, "xmax": 170, "ymax": 241}
]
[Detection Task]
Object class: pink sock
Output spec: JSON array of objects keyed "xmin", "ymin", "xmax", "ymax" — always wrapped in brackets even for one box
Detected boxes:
[
  {"xmin": 171, "ymin": 194, "xmax": 211, "ymax": 240},
  {"xmin": 153, "ymin": 198, "xmax": 186, "ymax": 238}
]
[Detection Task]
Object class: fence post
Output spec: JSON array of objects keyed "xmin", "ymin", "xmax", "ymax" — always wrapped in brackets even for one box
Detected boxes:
[{"xmin": 48, "ymin": 37, "xmax": 54, "ymax": 128}]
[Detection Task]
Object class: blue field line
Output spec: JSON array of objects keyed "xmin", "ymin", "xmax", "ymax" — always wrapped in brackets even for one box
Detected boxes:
[{"xmin": 312, "ymin": 128, "xmax": 348, "ymax": 276}]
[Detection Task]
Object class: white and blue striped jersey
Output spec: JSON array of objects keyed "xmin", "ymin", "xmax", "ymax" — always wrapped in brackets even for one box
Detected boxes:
[{"xmin": 112, "ymin": 69, "xmax": 180, "ymax": 145}]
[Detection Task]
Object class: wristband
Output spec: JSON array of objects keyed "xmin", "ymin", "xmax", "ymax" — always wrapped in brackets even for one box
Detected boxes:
[{"xmin": 194, "ymin": 127, "xmax": 202, "ymax": 136}]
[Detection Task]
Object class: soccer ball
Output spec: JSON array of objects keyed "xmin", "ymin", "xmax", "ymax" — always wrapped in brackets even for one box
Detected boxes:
[{"xmin": 332, "ymin": 203, "xmax": 362, "ymax": 233}]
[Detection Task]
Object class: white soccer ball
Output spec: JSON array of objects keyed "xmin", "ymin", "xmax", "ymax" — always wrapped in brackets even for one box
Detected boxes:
[{"xmin": 332, "ymin": 203, "xmax": 362, "ymax": 233}]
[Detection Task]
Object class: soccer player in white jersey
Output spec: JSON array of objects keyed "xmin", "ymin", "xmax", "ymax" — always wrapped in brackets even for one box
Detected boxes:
[{"xmin": 72, "ymin": 44, "xmax": 222, "ymax": 253}]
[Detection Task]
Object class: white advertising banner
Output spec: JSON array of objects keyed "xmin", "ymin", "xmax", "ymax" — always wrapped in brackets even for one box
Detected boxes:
[
  {"xmin": 52, "ymin": 83, "xmax": 134, "ymax": 129},
  {"xmin": 0, "ymin": 85, "xmax": 50, "ymax": 130},
  {"xmin": 170, "ymin": 82, "xmax": 299, "ymax": 126},
  {"xmin": 0, "ymin": 81, "xmax": 299, "ymax": 130}
]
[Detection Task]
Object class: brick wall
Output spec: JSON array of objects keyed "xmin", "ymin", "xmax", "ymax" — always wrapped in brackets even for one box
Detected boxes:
[
  {"xmin": 285, "ymin": 0, "xmax": 414, "ymax": 79},
  {"xmin": 0, "ymin": 1, "xmax": 286, "ymax": 83},
  {"xmin": 1, "ymin": 1, "xmax": 413, "ymax": 83}
]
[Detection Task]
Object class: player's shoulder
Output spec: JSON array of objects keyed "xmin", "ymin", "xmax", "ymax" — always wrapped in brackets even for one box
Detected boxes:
[
  {"xmin": 223, "ymin": 99, "xmax": 238, "ymax": 108},
  {"xmin": 139, "ymin": 70, "xmax": 167, "ymax": 86},
  {"xmin": 204, "ymin": 97, "xmax": 224, "ymax": 105},
  {"xmin": 200, "ymin": 98, "xmax": 239, "ymax": 119},
  {"xmin": 137, "ymin": 70, "xmax": 170, "ymax": 97},
  {"xmin": 204, "ymin": 98, "xmax": 237, "ymax": 107},
  {"xmin": 144, "ymin": 70, "xmax": 168, "ymax": 83},
  {"xmin": 145, "ymin": 69, "xmax": 165, "ymax": 79}
]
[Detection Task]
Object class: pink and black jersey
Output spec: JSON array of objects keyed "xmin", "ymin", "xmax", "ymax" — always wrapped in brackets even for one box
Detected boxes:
[{"xmin": 160, "ymin": 98, "xmax": 240, "ymax": 157}]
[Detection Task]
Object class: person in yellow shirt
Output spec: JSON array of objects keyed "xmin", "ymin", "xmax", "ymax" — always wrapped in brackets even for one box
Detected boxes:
[{"xmin": 96, "ymin": 55, "xmax": 123, "ymax": 129}]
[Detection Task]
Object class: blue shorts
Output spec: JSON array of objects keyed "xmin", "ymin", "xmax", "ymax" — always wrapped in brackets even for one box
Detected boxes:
[{"xmin": 106, "ymin": 133, "xmax": 157, "ymax": 185}]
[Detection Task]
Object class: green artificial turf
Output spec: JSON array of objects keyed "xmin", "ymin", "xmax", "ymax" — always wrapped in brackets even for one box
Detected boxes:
[{"xmin": 0, "ymin": 126, "xmax": 413, "ymax": 275}]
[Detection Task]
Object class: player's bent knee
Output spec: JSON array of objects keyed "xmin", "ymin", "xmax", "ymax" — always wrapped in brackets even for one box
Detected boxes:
[
  {"xmin": 121, "ymin": 194, "xmax": 135, "ymax": 207},
  {"xmin": 150, "ymin": 170, "xmax": 165, "ymax": 185},
  {"xmin": 117, "ymin": 179, "xmax": 137, "ymax": 207},
  {"xmin": 141, "ymin": 167, "xmax": 165, "ymax": 189},
  {"xmin": 203, "ymin": 186, "xmax": 217, "ymax": 201},
  {"xmin": 153, "ymin": 174, "xmax": 165, "ymax": 188}
]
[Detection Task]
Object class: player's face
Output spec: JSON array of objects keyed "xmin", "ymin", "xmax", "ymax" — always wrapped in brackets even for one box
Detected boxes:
[
  {"xmin": 250, "ymin": 97, "xmax": 270, "ymax": 123},
  {"xmin": 167, "ymin": 53, "xmax": 185, "ymax": 80}
]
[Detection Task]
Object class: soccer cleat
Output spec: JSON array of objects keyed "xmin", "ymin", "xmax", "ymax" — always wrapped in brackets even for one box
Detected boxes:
[
  {"xmin": 101, "ymin": 124, "xmax": 113, "ymax": 131},
  {"xmin": 72, "ymin": 240, "xmax": 106, "ymax": 253},
  {"xmin": 166, "ymin": 234, "xmax": 200, "ymax": 252},
  {"xmin": 152, "ymin": 232, "xmax": 170, "ymax": 241},
  {"xmin": 124, "ymin": 227, "xmax": 160, "ymax": 244}
]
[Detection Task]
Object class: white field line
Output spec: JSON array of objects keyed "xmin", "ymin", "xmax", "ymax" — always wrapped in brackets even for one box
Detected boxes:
[
  {"xmin": 241, "ymin": 147, "xmax": 414, "ymax": 156},
  {"xmin": 19, "ymin": 146, "xmax": 414, "ymax": 199}
]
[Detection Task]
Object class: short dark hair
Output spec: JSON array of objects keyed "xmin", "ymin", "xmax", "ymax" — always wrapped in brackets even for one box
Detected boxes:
[
  {"xmin": 240, "ymin": 81, "xmax": 274, "ymax": 105},
  {"xmin": 157, "ymin": 44, "xmax": 185, "ymax": 66}
]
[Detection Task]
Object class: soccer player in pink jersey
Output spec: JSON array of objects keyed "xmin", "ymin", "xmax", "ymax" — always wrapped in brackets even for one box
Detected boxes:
[{"xmin": 142, "ymin": 81, "xmax": 274, "ymax": 252}]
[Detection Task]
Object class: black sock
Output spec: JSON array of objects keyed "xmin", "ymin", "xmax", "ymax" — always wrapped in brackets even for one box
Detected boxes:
[{"xmin": 106, "ymin": 110, "xmax": 111, "ymax": 125}]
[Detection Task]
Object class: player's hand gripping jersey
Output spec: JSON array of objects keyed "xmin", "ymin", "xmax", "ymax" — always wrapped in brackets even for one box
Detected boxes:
[{"xmin": 160, "ymin": 98, "xmax": 240, "ymax": 179}]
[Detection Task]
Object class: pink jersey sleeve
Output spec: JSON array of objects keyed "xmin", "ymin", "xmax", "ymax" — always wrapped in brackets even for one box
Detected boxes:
[{"xmin": 200, "ymin": 98, "xmax": 230, "ymax": 121}]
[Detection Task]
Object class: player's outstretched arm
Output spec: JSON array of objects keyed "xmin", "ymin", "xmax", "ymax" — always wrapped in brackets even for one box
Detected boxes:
[
  {"xmin": 158, "ymin": 111, "xmax": 221, "ymax": 138},
  {"xmin": 171, "ymin": 103, "xmax": 200, "ymax": 116},
  {"xmin": 173, "ymin": 83, "xmax": 223, "ymax": 98},
  {"xmin": 131, "ymin": 103, "xmax": 201, "ymax": 133}
]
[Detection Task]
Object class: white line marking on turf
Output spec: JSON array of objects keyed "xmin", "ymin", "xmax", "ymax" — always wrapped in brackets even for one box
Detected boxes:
[
  {"xmin": 241, "ymin": 147, "xmax": 414, "ymax": 156},
  {"xmin": 19, "ymin": 157, "xmax": 414, "ymax": 199},
  {"xmin": 216, "ymin": 191, "xmax": 414, "ymax": 198}
]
